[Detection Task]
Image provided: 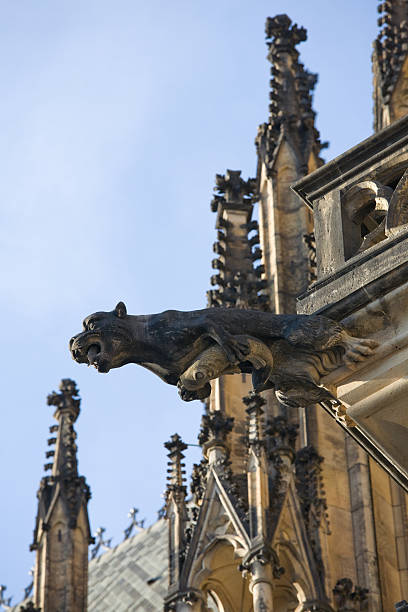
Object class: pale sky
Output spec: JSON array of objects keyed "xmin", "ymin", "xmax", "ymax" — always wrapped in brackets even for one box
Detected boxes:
[{"xmin": 0, "ymin": 0, "xmax": 376, "ymax": 604}]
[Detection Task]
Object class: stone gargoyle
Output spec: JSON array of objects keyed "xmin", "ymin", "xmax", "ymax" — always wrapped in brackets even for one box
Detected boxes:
[{"xmin": 69, "ymin": 302, "xmax": 377, "ymax": 408}]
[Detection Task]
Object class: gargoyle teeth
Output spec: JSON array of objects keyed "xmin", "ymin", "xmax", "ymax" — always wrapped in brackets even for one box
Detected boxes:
[{"xmin": 87, "ymin": 344, "xmax": 101, "ymax": 366}]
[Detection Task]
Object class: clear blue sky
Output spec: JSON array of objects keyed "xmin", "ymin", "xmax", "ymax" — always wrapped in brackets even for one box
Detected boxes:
[{"xmin": 0, "ymin": 0, "xmax": 376, "ymax": 604}]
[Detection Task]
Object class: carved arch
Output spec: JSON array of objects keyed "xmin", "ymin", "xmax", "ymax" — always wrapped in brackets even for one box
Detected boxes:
[{"xmin": 192, "ymin": 540, "xmax": 252, "ymax": 611}]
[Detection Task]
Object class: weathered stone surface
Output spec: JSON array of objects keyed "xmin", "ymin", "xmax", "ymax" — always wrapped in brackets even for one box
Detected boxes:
[
  {"xmin": 30, "ymin": 380, "xmax": 92, "ymax": 612},
  {"xmin": 207, "ymin": 170, "xmax": 268, "ymax": 311},
  {"xmin": 70, "ymin": 302, "xmax": 377, "ymax": 410},
  {"xmin": 293, "ymin": 91, "xmax": 408, "ymax": 610},
  {"xmin": 373, "ymin": 0, "xmax": 408, "ymax": 130}
]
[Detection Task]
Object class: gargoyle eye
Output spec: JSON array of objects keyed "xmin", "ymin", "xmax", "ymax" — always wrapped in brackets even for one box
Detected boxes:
[{"xmin": 88, "ymin": 322, "xmax": 96, "ymax": 331}]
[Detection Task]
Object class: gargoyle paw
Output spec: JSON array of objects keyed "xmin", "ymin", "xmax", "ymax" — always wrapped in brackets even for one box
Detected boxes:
[
  {"xmin": 222, "ymin": 336, "xmax": 250, "ymax": 364},
  {"xmin": 341, "ymin": 334, "xmax": 378, "ymax": 369}
]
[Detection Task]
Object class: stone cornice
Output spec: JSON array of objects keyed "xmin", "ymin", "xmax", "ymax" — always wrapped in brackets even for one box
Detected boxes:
[{"xmin": 292, "ymin": 114, "xmax": 408, "ymax": 208}]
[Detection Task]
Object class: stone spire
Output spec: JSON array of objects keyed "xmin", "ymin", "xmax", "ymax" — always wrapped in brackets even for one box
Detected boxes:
[
  {"xmin": 373, "ymin": 0, "xmax": 408, "ymax": 130},
  {"xmin": 256, "ymin": 14, "xmax": 326, "ymax": 178},
  {"xmin": 31, "ymin": 379, "xmax": 92, "ymax": 612},
  {"xmin": 206, "ymin": 169, "xmax": 269, "ymax": 483},
  {"xmin": 164, "ymin": 434, "xmax": 188, "ymax": 598},
  {"xmin": 255, "ymin": 14, "xmax": 324, "ymax": 316},
  {"xmin": 207, "ymin": 169, "xmax": 269, "ymax": 310}
]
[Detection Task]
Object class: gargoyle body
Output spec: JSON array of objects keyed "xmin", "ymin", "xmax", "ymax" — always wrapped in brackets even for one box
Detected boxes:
[{"xmin": 69, "ymin": 302, "xmax": 377, "ymax": 408}]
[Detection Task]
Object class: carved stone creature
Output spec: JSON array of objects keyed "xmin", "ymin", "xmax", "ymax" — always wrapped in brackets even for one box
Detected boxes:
[{"xmin": 69, "ymin": 302, "xmax": 377, "ymax": 408}]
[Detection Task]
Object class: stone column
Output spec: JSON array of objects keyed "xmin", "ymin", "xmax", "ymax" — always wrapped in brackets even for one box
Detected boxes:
[
  {"xmin": 345, "ymin": 437, "xmax": 381, "ymax": 610},
  {"xmin": 250, "ymin": 560, "xmax": 274, "ymax": 611}
]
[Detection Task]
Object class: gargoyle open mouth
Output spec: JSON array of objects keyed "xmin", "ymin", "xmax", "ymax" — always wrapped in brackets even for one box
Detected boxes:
[{"xmin": 70, "ymin": 335, "xmax": 111, "ymax": 373}]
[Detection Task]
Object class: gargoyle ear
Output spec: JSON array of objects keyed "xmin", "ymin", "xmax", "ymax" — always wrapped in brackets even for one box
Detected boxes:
[{"xmin": 114, "ymin": 301, "xmax": 127, "ymax": 318}]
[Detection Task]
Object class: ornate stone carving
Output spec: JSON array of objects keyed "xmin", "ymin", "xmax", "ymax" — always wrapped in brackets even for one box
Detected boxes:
[
  {"xmin": 375, "ymin": 0, "xmax": 408, "ymax": 105},
  {"xmin": 164, "ymin": 434, "xmax": 189, "ymax": 588},
  {"xmin": 304, "ymin": 231, "xmax": 317, "ymax": 283},
  {"xmin": 90, "ymin": 526, "xmax": 112, "ymax": 559},
  {"xmin": 0, "ymin": 584, "xmax": 12, "ymax": 607},
  {"xmin": 240, "ymin": 545, "xmax": 284, "ymax": 580},
  {"xmin": 386, "ymin": 167, "xmax": 408, "ymax": 235},
  {"xmin": 266, "ymin": 414, "xmax": 298, "ymax": 456},
  {"xmin": 164, "ymin": 433, "xmax": 187, "ymax": 505},
  {"xmin": 295, "ymin": 446, "xmax": 329, "ymax": 576},
  {"xmin": 31, "ymin": 379, "xmax": 92, "ymax": 569},
  {"xmin": 373, "ymin": 0, "xmax": 408, "ymax": 130},
  {"xmin": 208, "ymin": 170, "xmax": 269, "ymax": 311},
  {"xmin": 164, "ymin": 589, "xmax": 203, "ymax": 611},
  {"xmin": 256, "ymin": 14, "xmax": 326, "ymax": 176},
  {"xmin": 23, "ymin": 568, "xmax": 34, "ymax": 600},
  {"xmin": 339, "ymin": 166, "xmax": 408, "ymax": 259},
  {"xmin": 198, "ymin": 411, "xmax": 234, "ymax": 450},
  {"xmin": 215, "ymin": 456, "xmax": 248, "ymax": 521},
  {"xmin": 19, "ymin": 603, "xmax": 41, "ymax": 612},
  {"xmin": 70, "ymin": 302, "xmax": 377, "ymax": 409},
  {"xmin": 123, "ymin": 507, "xmax": 145, "ymax": 540},
  {"xmin": 211, "ymin": 169, "xmax": 256, "ymax": 210},
  {"xmin": 333, "ymin": 578, "xmax": 368, "ymax": 611},
  {"xmin": 244, "ymin": 392, "xmax": 266, "ymax": 457},
  {"xmin": 190, "ymin": 458, "xmax": 208, "ymax": 505}
]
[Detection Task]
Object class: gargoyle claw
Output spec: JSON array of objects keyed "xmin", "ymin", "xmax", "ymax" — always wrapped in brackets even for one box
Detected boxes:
[
  {"xmin": 341, "ymin": 333, "xmax": 378, "ymax": 369},
  {"xmin": 221, "ymin": 336, "xmax": 250, "ymax": 364}
]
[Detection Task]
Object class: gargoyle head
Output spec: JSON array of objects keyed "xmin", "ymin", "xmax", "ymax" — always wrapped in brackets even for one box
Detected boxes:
[{"xmin": 69, "ymin": 302, "xmax": 133, "ymax": 373}]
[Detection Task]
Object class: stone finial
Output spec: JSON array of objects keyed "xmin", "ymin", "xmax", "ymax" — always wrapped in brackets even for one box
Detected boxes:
[
  {"xmin": 123, "ymin": 507, "xmax": 145, "ymax": 540},
  {"xmin": 157, "ymin": 505, "xmax": 166, "ymax": 519},
  {"xmin": 164, "ymin": 434, "xmax": 187, "ymax": 505},
  {"xmin": 23, "ymin": 568, "xmax": 34, "ymax": 599},
  {"xmin": 198, "ymin": 411, "xmax": 234, "ymax": 453},
  {"xmin": 0, "ymin": 585, "xmax": 12, "ymax": 607},
  {"xmin": 266, "ymin": 415, "xmax": 298, "ymax": 459},
  {"xmin": 19, "ymin": 603, "xmax": 41, "ymax": 612},
  {"xmin": 90, "ymin": 526, "xmax": 112, "ymax": 559},
  {"xmin": 256, "ymin": 14, "xmax": 326, "ymax": 175},
  {"xmin": 375, "ymin": 0, "xmax": 408, "ymax": 103},
  {"xmin": 46, "ymin": 379, "xmax": 80, "ymax": 482},
  {"xmin": 211, "ymin": 169, "xmax": 257, "ymax": 211},
  {"xmin": 47, "ymin": 378, "xmax": 80, "ymax": 413},
  {"xmin": 265, "ymin": 14, "xmax": 306, "ymax": 56},
  {"xmin": 208, "ymin": 170, "xmax": 269, "ymax": 310},
  {"xmin": 333, "ymin": 578, "xmax": 368, "ymax": 611}
]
